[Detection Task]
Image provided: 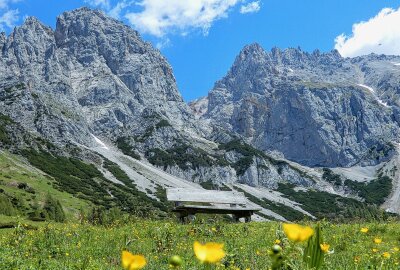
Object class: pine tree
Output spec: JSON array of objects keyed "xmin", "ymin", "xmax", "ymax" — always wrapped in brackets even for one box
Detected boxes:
[
  {"xmin": 42, "ymin": 194, "xmax": 66, "ymax": 222},
  {"xmin": 0, "ymin": 193, "xmax": 16, "ymax": 216}
]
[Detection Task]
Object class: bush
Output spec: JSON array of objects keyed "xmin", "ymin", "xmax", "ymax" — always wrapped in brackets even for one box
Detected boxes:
[
  {"xmin": 103, "ymin": 159, "xmax": 136, "ymax": 189},
  {"xmin": 42, "ymin": 194, "xmax": 66, "ymax": 222},
  {"xmin": 0, "ymin": 113, "xmax": 14, "ymax": 145},
  {"xmin": 116, "ymin": 137, "xmax": 141, "ymax": 160},
  {"xmin": 0, "ymin": 193, "xmax": 17, "ymax": 216},
  {"xmin": 344, "ymin": 176, "xmax": 393, "ymax": 205},
  {"xmin": 146, "ymin": 144, "xmax": 215, "ymax": 171},
  {"xmin": 219, "ymin": 139, "xmax": 293, "ymax": 176},
  {"xmin": 276, "ymin": 183, "xmax": 384, "ymax": 220},
  {"xmin": 322, "ymin": 168, "xmax": 342, "ymax": 186},
  {"xmin": 155, "ymin": 119, "xmax": 171, "ymax": 129}
]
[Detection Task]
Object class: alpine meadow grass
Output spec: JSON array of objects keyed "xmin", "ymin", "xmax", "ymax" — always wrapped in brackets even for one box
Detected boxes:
[{"xmin": 0, "ymin": 218, "xmax": 399, "ymax": 269}]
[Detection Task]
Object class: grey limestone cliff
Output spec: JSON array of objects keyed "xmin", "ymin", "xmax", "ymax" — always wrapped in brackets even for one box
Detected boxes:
[
  {"xmin": 0, "ymin": 8, "xmax": 198, "ymax": 149},
  {"xmin": 201, "ymin": 43, "xmax": 400, "ymax": 167}
]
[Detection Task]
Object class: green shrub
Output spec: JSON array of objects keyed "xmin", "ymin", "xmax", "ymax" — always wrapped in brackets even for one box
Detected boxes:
[
  {"xmin": 322, "ymin": 168, "xmax": 342, "ymax": 186},
  {"xmin": 0, "ymin": 113, "xmax": 14, "ymax": 145},
  {"xmin": 155, "ymin": 119, "xmax": 171, "ymax": 129},
  {"xmin": 0, "ymin": 193, "xmax": 17, "ymax": 216},
  {"xmin": 233, "ymin": 156, "xmax": 254, "ymax": 176},
  {"xmin": 103, "ymin": 159, "xmax": 136, "ymax": 189},
  {"xmin": 219, "ymin": 140, "xmax": 296, "ymax": 177},
  {"xmin": 199, "ymin": 181, "xmax": 232, "ymax": 191},
  {"xmin": 344, "ymin": 176, "xmax": 392, "ymax": 205},
  {"xmin": 42, "ymin": 194, "xmax": 66, "ymax": 222},
  {"xmin": 276, "ymin": 183, "xmax": 385, "ymax": 220},
  {"xmin": 146, "ymin": 144, "xmax": 215, "ymax": 171},
  {"xmin": 116, "ymin": 137, "xmax": 141, "ymax": 160}
]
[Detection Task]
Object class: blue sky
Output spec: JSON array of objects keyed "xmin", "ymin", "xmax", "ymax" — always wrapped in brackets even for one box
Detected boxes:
[{"xmin": 1, "ymin": 0, "xmax": 400, "ymax": 101}]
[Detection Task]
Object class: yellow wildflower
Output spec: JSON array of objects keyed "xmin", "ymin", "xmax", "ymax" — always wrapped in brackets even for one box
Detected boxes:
[
  {"xmin": 382, "ymin": 252, "xmax": 391, "ymax": 259},
  {"xmin": 372, "ymin": 248, "xmax": 378, "ymax": 253},
  {"xmin": 274, "ymin": 239, "xmax": 281, "ymax": 244},
  {"xmin": 122, "ymin": 251, "xmax": 146, "ymax": 270},
  {"xmin": 374, "ymin": 238, "xmax": 382, "ymax": 244},
  {"xmin": 193, "ymin": 241, "xmax": 225, "ymax": 263},
  {"xmin": 360, "ymin": 228, "xmax": 368, "ymax": 233},
  {"xmin": 282, "ymin": 223, "xmax": 314, "ymax": 242},
  {"xmin": 320, "ymin": 243, "xmax": 330, "ymax": 253}
]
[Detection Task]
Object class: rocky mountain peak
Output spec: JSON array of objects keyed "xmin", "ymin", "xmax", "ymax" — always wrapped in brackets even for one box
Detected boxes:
[
  {"xmin": 230, "ymin": 43, "xmax": 268, "ymax": 70},
  {"xmin": 269, "ymin": 47, "xmax": 343, "ymax": 66},
  {"xmin": 0, "ymin": 7, "xmax": 197, "ymax": 148},
  {"xmin": 16, "ymin": 16, "xmax": 54, "ymax": 37},
  {"xmin": 55, "ymin": 7, "xmax": 149, "ymax": 73},
  {"xmin": 55, "ymin": 7, "xmax": 135, "ymax": 38},
  {"xmin": 2, "ymin": 16, "xmax": 55, "ymax": 74},
  {"xmin": 239, "ymin": 43, "xmax": 265, "ymax": 56},
  {"xmin": 205, "ymin": 43, "xmax": 400, "ymax": 167},
  {"xmin": 232, "ymin": 44, "xmax": 345, "ymax": 72}
]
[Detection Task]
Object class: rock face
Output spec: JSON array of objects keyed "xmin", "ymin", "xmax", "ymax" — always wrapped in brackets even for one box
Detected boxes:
[
  {"xmin": 0, "ymin": 8, "xmax": 197, "ymax": 148},
  {"xmin": 0, "ymin": 9, "xmax": 314, "ymax": 191},
  {"xmin": 189, "ymin": 97, "xmax": 209, "ymax": 119},
  {"xmin": 201, "ymin": 43, "xmax": 400, "ymax": 167}
]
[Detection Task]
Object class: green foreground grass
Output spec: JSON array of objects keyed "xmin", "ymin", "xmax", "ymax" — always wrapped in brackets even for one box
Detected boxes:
[{"xmin": 0, "ymin": 218, "xmax": 399, "ymax": 270}]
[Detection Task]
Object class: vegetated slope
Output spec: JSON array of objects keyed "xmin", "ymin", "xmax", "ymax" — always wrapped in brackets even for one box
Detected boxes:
[{"xmin": 0, "ymin": 150, "xmax": 90, "ymax": 219}]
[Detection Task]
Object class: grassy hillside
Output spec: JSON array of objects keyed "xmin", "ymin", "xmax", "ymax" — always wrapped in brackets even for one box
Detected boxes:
[
  {"xmin": 0, "ymin": 219, "xmax": 398, "ymax": 269},
  {"xmin": 0, "ymin": 151, "xmax": 90, "ymax": 219},
  {"xmin": 0, "ymin": 149, "xmax": 170, "ymax": 223}
]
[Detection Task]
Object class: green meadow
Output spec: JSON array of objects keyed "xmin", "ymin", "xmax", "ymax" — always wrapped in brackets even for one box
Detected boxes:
[{"xmin": 0, "ymin": 218, "xmax": 399, "ymax": 269}]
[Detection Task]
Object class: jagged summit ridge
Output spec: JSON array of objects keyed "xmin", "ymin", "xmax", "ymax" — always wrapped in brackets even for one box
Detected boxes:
[
  {"xmin": 0, "ymin": 7, "xmax": 197, "ymax": 147},
  {"xmin": 200, "ymin": 43, "xmax": 400, "ymax": 167}
]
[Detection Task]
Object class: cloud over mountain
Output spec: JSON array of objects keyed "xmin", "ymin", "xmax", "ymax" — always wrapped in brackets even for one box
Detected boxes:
[
  {"xmin": 335, "ymin": 7, "xmax": 400, "ymax": 57},
  {"xmin": 124, "ymin": 0, "xmax": 243, "ymax": 37},
  {"xmin": 0, "ymin": 0, "xmax": 20, "ymax": 31}
]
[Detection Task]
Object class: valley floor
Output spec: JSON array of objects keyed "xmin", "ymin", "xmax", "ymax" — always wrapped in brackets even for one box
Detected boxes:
[{"xmin": 0, "ymin": 218, "xmax": 399, "ymax": 269}]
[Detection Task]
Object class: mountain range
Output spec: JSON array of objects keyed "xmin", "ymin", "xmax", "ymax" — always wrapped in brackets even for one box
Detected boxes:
[{"xmin": 1, "ymin": 7, "xmax": 399, "ymax": 222}]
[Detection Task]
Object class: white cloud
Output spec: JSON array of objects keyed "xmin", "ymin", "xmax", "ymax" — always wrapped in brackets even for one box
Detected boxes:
[
  {"xmin": 0, "ymin": 8, "xmax": 19, "ymax": 30},
  {"xmin": 240, "ymin": 1, "xmax": 260, "ymax": 14},
  {"xmin": 85, "ymin": 0, "xmax": 111, "ymax": 9},
  {"xmin": 124, "ymin": 0, "xmax": 242, "ymax": 37},
  {"xmin": 335, "ymin": 7, "xmax": 400, "ymax": 57},
  {"xmin": 156, "ymin": 37, "xmax": 170, "ymax": 49},
  {"xmin": 108, "ymin": 0, "xmax": 131, "ymax": 19},
  {"xmin": 0, "ymin": 0, "xmax": 20, "ymax": 10}
]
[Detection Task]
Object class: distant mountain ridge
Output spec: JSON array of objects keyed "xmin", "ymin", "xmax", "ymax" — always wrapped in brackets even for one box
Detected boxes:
[{"xmin": 194, "ymin": 43, "xmax": 400, "ymax": 167}]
